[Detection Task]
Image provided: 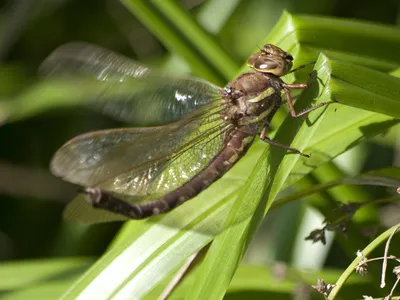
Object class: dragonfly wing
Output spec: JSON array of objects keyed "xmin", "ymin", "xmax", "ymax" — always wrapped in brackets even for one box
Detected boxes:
[
  {"xmin": 51, "ymin": 103, "xmax": 233, "ymax": 205},
  {"xmin": 40, "ymin": 42, "xmax": 223, "ymax": 125},
  {"xmin": 63, "ymin": 194, "xmax": 130, "ymax": 223}
]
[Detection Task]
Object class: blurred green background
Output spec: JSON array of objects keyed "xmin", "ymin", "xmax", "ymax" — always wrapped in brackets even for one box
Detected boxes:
[{"xmin": 0, "ymin": 0, "xmax": 399, "ymax": 299}]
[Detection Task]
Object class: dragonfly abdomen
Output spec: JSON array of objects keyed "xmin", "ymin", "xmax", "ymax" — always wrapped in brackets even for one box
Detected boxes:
[
  {"xmin": 83, "ymin": 127, "xmax": 256, "ymax": 219},
  {"xmin": 49, "ymin": 43, "xmax": 333, "ymax": 223}
]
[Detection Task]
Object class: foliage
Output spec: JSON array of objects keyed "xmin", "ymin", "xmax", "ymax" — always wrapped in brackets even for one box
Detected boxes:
[{"xmin": 0, "ymin": 0, "xmax": 400, "ymax": 299}]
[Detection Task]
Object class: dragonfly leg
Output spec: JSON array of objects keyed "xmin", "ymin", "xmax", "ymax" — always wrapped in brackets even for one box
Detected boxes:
[
  {"xmin": 288, "ymin": 61, "xmax": 316, "ymax": 74},
  {"xmin": 281, "ymin": 94, "xmax": 298, "ymax": 105},
  {"xmin": 282, "ymin": 73, "xmax": 338, "ymax": 118},
  {"xmin": 260, "ymin": 127, "xmax": 310, "ymax": 157}
]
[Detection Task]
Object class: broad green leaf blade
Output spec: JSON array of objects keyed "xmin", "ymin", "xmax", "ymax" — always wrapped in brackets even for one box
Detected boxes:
[
  {"xmin": 58, "ymin": 140, "xmax": 267, "ymax": 299},
  {"xmin": 286, "ymin": 54, "xmax": 400, "ymax": 187},
  {"xmin": 267, "ymin": 11, "xmax": 400, "ymax": 72},
  {"xmin": 188, "ymin": 147, "xmax": 276, "ymax": 299},
  {"xmin": 329, "ymin": 60, "xmax": 400, "ymax": 118},
  {"xmin": 287, "ymin": 109, "xmax": 398, "ymax": 187}
]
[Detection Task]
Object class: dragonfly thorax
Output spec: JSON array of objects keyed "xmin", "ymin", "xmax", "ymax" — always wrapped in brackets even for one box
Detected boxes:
[
  {"xmin": 222, "ymin": 71, "xmax": 283, "ymax": 126},
  {"xmin": 44, "ymin": 42, "xmax": 333, "ymax": 223}
]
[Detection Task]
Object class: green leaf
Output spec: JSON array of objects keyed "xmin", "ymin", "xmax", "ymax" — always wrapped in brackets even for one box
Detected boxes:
[
  {"xmin": 329, "ymin": 60, "xmax": 400, "ymax": 118},
  {"xmin": 0, "ymin": 258, "xmax": 93, "ymax": 291},
  {"xmin": 58, "ymin": 51, "xmax": 398, "ymax": 298},
  {"xmin": 53, "ymin": 11, "xmax": 400, "ymax": 298},
  {"xmin": 275, "ymin": 166, "xmax": 400, "ymax": 210},
  {"xmin": 169, "ymin": 264, "xmax": 374, "ymax": 299},
  {"xmin": 285, "ymin": 54, "xmax": 400, "ymax": 187},
  {"xmin": 3, "ymin": 8, "xmax": 400, "ymax": 299},
  {"xmin": 119, "ymin": 0, "xmax": 235, "ymax": 85},
  {"xmin": 1, "ymin": 282, "xmax": 75, "ymax": 300},
  {"xmin": 148, "ymin": 0, "xmax": 239, "ymax": 79},
  {"xmin": 266, "ymin": 11, "xmax": 400, "ymax": 72}
]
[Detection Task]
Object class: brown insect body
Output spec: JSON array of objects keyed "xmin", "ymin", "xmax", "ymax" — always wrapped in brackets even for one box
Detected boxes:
[
  {"xmin": 84, "ymin": 45, "xmax": 292, "ymax": 219},
  {"xmin": 45, "ymin": 43, "xmax": 333, "ymax": 222}
]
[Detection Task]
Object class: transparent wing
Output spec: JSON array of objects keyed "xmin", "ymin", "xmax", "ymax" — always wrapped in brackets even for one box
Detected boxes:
[
  {"xmin": 40, "ymin": 42, "xmax": 222, "ymax": 125},
  {"xmin": 51, "ymin": 102, "xmax": 234, "ymax": 206},
  {"xmin": 63, "ymin": 194, "xmax": 129, "ymax": 223}
]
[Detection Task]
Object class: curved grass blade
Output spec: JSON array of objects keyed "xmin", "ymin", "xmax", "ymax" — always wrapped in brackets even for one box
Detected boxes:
[
  {"xmin": 0, "ymin": 258, "xmax": 93, "ymax": 291},
  {"xmin": 149, "ymin": 0, "xmax": 239, "ymax": 79},
  {"xmin": 274, "ymin": 166, "xmax": 400, "ymax": 209},
  {"xmin": 327, "ymin": 224, "xmax": 400, "ymax": 299},
  {"xmin": 119, "ymin": 0, "xmax": 229, "ymax": 85}
]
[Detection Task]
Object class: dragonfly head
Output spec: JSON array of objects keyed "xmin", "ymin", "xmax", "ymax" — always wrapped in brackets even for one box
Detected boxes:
[{"xmin": 247, "ymin": 44, "xmax": 293, "ymax": 76}]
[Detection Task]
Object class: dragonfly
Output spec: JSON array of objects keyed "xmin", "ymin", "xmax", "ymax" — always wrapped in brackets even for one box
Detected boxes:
[{"xmin": 43, "ymin": 43, "xmax": 335, "ymax": 223}]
